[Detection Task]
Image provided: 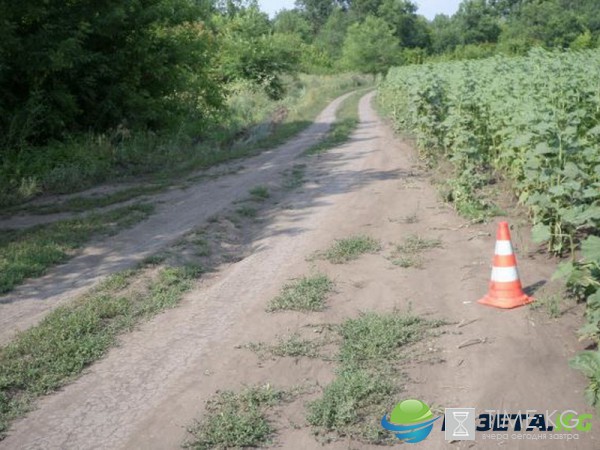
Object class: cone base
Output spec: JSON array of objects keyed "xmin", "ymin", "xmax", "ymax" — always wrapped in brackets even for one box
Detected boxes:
[{"xmin": 478, "ymin": 293, "xmax": 533, "ymax": 310}]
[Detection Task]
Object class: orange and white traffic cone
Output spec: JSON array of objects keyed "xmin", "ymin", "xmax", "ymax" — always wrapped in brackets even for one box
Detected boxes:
[{"xmin": 478, "ymin": 222, "xmax": 533, "ymax": 309}]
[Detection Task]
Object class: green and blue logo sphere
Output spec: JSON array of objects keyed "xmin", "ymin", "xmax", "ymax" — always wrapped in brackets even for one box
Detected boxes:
[{"xmin": 381, "ymin": 399, "xmax": 440, "ymax": 443}]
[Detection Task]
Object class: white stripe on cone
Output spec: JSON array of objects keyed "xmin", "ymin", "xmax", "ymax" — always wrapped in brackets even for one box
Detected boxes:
[
  {"xmin": 494, "ymin": 240, "xmax": 513, "ymax": 256},
  {"xmin": 491, "ymin": 266, "xmax": 519, "ymax": 283}
]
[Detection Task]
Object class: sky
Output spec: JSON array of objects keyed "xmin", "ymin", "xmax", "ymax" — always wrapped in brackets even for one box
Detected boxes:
[{"xmin": 257, "ymin": 0, "xmax": 462, "ymax": 20}]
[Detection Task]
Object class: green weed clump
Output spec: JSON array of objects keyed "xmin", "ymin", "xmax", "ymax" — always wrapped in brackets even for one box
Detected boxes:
[
  {"xmin": 307, "ymin": 311, "xmax": 444, "ymax": 442},
  {"xmin": 247, "ymin": 333, "xmax": 324, "ymax": 359},
  {"xmin": 185, "ymin": 385, "xmax": 284, "ymax": 449},
  {"xmin": 249, "ymin": 185, "xmax": 270, "ymax": 201},
  {"xmin": 320, "ymin": 235, "xmax": 381, "ymax": 264},
  {"xmin": 390, "ymin": 235, "xmax": 442, "ymax": 269},
  {"xmin": 267, "ymin": 273, "xmax": 334, "ymax": 312}
]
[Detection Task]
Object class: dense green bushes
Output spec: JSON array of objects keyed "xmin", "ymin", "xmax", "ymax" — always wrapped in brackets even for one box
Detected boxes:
[
  {"xmin": 0, "ymin": 74, "xmax": 368, "ymax": 206},
  {"xmin": 0, "ymin": 0, "xmax": 221, "ymax": 146}
]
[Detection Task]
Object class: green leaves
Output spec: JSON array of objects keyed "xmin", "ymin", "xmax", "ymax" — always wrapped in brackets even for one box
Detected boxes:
[
  {"xmin": 380, "ymin": 48, "xmax": 600, "ymax": 255},
  {"xmin": 532, "ymin": 223, "xmax": 552, "ymax": 244},
  {"xmin": 583, "ymin": 236, "xmax": 600, "ymax": 261}
]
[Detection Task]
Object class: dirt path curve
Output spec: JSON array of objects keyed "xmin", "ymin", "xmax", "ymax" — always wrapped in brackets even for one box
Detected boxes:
[
  {"xmin": 1, "ymin": 92, "xmax": 597, "ymax": 449},
  {"xmin": 0, "ymin": 91, "xmax": 354, "ymax": 345}
]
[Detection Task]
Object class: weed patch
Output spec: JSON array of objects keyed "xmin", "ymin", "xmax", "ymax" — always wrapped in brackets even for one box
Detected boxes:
[
  {"xmin": 282, "ymin": 164, "xmax": 306, "ymax": 190},
  {"xmin": 339, "ymin": 313, "xmax": 442, "ymax": 368},
  {"xmin": 246, "ymin": 334, "xmax": 325, "ymax": 359},
  {"xmin": 319, "ymin": 235, "xmax": 380, "ymax": 264},
  {"xmin": 307, "ymin": 311, "xmax": 444, "ymax": 443},
  {"xmin": 267, "ymin": 274, "xmax": 334, "ymax": 312},
  {"xmin": 307, "ymin": 368, "xmax": 394, "ymax": 443},
  {"xmin": 249, "ymin": 185, "xmax": 270, "ymax": 201},
  {"xmin": 235, "ymin": 205, "xmax": 258, "ymax": 218},
  {"xmin": 185, "ymin": 385, "xmax": 285, "ymax": 449},
  {"xmin": 390, "ymin": 234, "xmax": 441, "ymax": 269}
]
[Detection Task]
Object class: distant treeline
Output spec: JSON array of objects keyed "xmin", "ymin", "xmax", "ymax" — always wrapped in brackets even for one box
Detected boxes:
[{"xmin": 2, "ymin": 0, "xmax": 599, "ymax": 150}]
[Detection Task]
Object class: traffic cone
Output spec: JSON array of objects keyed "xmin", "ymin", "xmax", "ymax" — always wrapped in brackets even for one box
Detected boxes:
[{"xmin": 478, "ymin": 222, "xmax": 533, "ymax": 309}]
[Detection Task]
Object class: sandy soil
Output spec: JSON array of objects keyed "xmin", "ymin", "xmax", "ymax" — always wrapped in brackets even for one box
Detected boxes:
[{"xmin": 1, "ymin": 92, "xmax": 597, "ymax": 449}]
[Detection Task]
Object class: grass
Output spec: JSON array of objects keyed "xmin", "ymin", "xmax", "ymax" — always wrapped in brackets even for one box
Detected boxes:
[
  {"xmin": 267, "ymin": 273, "xmax": 334, "ymax": 312},
  {"xmin": 235, "ymin": 205, "xmax": 258, "ymax": 218},
  {"xmin": 338, "ymin": 313, "xmax": 442, "ymax": 368},
  {"xmin": 192, "ymin": 236, "xmax": 211, "ymax": 257},
  {"xmin": 531, "ymin": 292, "xmax": 563, "ymax": 318},
  {"xmin": 0, "ymin": 204, "xmax": 154, "ymax": 294},
  {"xmin": 0, "ymin": 264, "xmax": 202, "ymax": 437},
  {"xmin": 249, "ymin": 185, "xmax": 270, "ymax": 201},
  {"xmin": 282, "ymin": 164, "xmax": 306, "ymax": 190},
  {"xmin": 247, "ymin": 334, "xmax": 324, "ymax": 359},
  {"xmin": 318, "ymin": 235, "xmax": 380, "ymax": 264},
  {"xmin": 307, "ymin": 311, "xmax": 444, "ymax": 443},
  {"xmin": 3, "ymin": 183, "xmax": 168, "ymax": 216},
  {"xmin": 185, "ymin": 385, "xmax": 285, "ymax": 450},
  {"xmin": 390, "ymin": 234, "xmax": 442, "ymax": 269},
  {"xmin": 307, "ymin": 368, "xmax": 395, "ymax": 443},
  {"xmin": 304, "ymin": 90, "xmax": 365, "ymax": 156}
]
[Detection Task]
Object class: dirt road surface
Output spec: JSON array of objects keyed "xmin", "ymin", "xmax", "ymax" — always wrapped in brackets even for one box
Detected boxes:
[
  {"xmin": 1, "ymin": 92, "xmax": 597, "ymax": 449},
  {"xmin": 0, "ymin": 91, "xmax": 353, "ymax": 345}
]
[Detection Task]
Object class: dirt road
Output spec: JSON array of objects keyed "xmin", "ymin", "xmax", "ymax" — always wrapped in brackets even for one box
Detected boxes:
[
  {"xmin": 0, "ymin": 91, "xmax": 353, "ymax": 345},
  {"xmin": 1, "ymin": 92, "xmax": 597, "ymax": 449}
]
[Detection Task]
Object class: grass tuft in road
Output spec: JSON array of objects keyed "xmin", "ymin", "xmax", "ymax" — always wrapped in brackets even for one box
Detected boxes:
[
  {"xmin": 390, "ymin": 234, "xmax": 442, "ymax": 269},
  {"xmin": 267, "ymin": 273, "xmax": 334, "ymax": 312},
  {"xmin": 247, "ymin": 333, "xmax": 324, "ymax": 359},
  {"xmin": 339, "ymin": 313, "xmax": 443, "ymax": 368},
  {"xmin": 282, "ymin": 164, "xmax": 306, "ymax": 191},
  {"xmin": 305, "ymin": 90, "xmax": 365, "ymax": 156},
  {"xmin": 307, "ymin": 368, "xmax": 394, "ymax": 442},
  {"xmin": 185, "ymin": 385, "xmax": 284, "ymax": 450},
  {"xmin": 307, "ymin": 311, "xmax": 444, "ymax": 443},
  {"xmin": 0, "ymin": 264, "xmax": 201, "ymax": 437},
  {"xmin": 0, "ymin": 204, "xmax": 154, "ymax": 294},
  {"xmin": 235, "ymin": 205, "xmax": 258, "ymax": 218},
  {"xmin": 249, "ymin": 185, "xmax": 270, "ymax": 201},
  {"xmin": 319, "ymin": 235, "xmax": 380, "ymax": 264}
]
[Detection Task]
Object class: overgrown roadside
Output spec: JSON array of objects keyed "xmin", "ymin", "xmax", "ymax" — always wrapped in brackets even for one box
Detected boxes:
[
  {"xmin": 0, "ymin": 90, "xmax": 359, "ymax": 346},
  {"xmin": 0, "ymin": 204, "xmax": 153, "ymax": 294},
  {"xmin": 2, "ymin": 75, "xmax": 371, "ymax": 211}
]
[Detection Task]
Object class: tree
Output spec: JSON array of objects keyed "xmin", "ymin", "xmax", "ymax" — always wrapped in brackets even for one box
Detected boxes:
[
  {"xmin": 273, "ymin": 9, "xmax": 312, "ymax": 42},
  {"xmin": 314, "ymin": 7, "xmax": 353, "ymax": 60},
  {"xmin": 341, "ymin": 15, "xmax": 400, "ymax": 74},
  {"xmin": 430, "ymin": 14, "xmax": 462, "ymax": 54},
  {"xmin": 499, "ymin": 0, "xmax": 584, "ymax": 48},
  {"xmin": 295, "ymin": 0, "xmax": 340, "ymax": 33},
  {"xmin": 454, "ymin": 0, "xmax": 502, "ymax": 45},
  {"xmin": 216, "ymin": 5, "xmax": 301, "ymax": 99},
  {"xmin": 377, "ymin": 0, "xmax": 429, "ymax": 48},
  {"xmin": 0, "ymin": 0, "xmax": 221, "ymax": 146}
]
